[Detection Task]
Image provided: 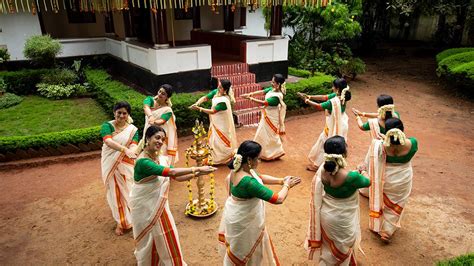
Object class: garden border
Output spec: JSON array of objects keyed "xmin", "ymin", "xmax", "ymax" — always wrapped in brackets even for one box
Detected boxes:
[{"xmin": 0, "ymin": 68, "xmax": 333, "ymax": 162}]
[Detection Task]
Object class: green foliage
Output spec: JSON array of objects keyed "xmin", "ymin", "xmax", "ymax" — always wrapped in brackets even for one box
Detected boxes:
[
  {"xmin": 285, "ymin": 73, "xmax": 335, "ymax": 110},
  {"xmin": 0, "ymin": 77, "xmax": 6, "ymax": 94},
  {"xmin": 0, "ymin": 69, "xmax": 52, "ymax": 95},
  {"xmin": 0, "ymin": 96, "xmax": 108, "ymax": 137},
  {"xmin": 437, "ymin": 51, "xmax": 474, "ymax": 76},
  {"xmin": 282, "ymin": 3, "xmax": 364, "ymax": 76},
  {"xmin": 340, "ymin": 57, "xmax": 366, "ymax": 80},
  {"xmin": 288, "ymin": 67, "xmax": 313, "ymax": 78},
  {"xmin": 436, "ymin": 48, "xmax": 474, "ymax": 63},
  {"xmin": 40, "ymin": 68, "xmax": 77, "ymax": 85},
  {"xmin": 23, "ymin": 35, "xmax": 62, "ymax": 67},
  {"xmin": 0, "ymin": 48, "xmax": 10, "ymax": 64},
  {"xmin": 37, "ymin": 83, "xmax": 87, "ymax": 99},
  {"xmin": 84, "ymin": 69, "xmax": 209, "ymax": 135},
  {"xmin": 0, "ymin": 126, "xmax": 101, "ymax": 154},
  {"xmin": 436, "ymin": 48, "xmax": 474, "ymax": 94},
  {"xmin": 437, "ymin": 253, "xmax": 474, "ymax": 266},
  {"xmin": 0, "ymin": 93, "xmax": 23, "ymax": 109}
]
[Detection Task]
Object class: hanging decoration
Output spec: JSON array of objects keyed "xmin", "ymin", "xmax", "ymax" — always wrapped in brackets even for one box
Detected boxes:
[{"xmin": 0, "ymin": 0, "xmax": 332, "ymax": 14}]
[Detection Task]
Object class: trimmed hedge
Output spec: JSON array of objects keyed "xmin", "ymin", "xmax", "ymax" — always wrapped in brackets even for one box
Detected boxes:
[
  {"xmin": 436, "ymin": 48, "xmax": 474, "ymax": 63},
  {"xmin": 437, "ymin": 51, "xmax": 474, "ymax": 76},
  {"xmin": 285, "ymin": 73, "xmax": 334, "ymax": 110},
  {"xmin": 0, "ymin": 126, "xmax": 100, "ymax": 154},
  {"xmin": 288, "ymin": 67, "xmax": 313, "ymax": 78},
  {"xmin": 85, "ymin": 69, "xmax": 209, "ymax": 134},
  {"xmin": 0, "ymin": 69, "xmax": 52, "ymax": 95},
  {"xmin": 436, "ymin": 48, "xmax": 474, "ymax": 93}
]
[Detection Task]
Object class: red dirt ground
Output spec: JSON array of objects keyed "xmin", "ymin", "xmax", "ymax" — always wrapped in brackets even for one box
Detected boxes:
[{"xmin": 1, "ymin": 52, "xmax": 473, "ymax": 265}]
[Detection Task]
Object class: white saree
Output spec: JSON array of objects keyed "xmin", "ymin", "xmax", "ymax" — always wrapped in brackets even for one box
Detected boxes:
[
  {"xmin": 218, "ymin": 172, "xmax": 280, "ymax": 266},
  {"xmin": 359, "ymin": 118, "xmax": 382, "ymax": 197},
  {"xmin": 101, "ymin": 123, "xmax": 137, "ymax": 230},
  {"xmin": 143, "ymin": 106, "xmax": 179, "ymax": 165},
  {"xmin": 253, "ymin": 91, "xmax": 286, "ymax": 160},
  {"xmin": 367, "ymin": 140, "xmax": 413, "ymax": 237},
  {"xmin": 208, "ymin": 96, "xmax": 238, "ymax": 165},
  {"xmin": 130, "ymin": 155, "xmax": 187, "ymax": 266},
  {"xmin": 305, "ymin": 167, "xmax": 361, "ymax": 266},
  {"xmin": 308, "ymin": 97, "xmax": 349, "ymax": 168}
]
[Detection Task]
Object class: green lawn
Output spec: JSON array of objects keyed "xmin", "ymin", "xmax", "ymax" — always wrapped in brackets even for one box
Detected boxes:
[{"xmin": 0, "ymin": 96, "xmax": 110, "ymax": 136}]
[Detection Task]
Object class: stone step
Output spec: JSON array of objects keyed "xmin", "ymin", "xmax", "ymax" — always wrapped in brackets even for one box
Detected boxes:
[
  {"xmin": 214, "ymin": 73, "xmax": 256, "ymax": 86},
  {"xmin": 235, "ymin": 109, "xmax": 262, "ymax": 127},
  {"xmin": 232, "ymin": 83, "xmax": 262, "ymax": 98},
  {"xmin": 234, "ymin": 95, "xmax": 265, "ymax": 110},
  {"xmin": 211, "ymin": 63, "xmax": 249, "ymax": 76}
]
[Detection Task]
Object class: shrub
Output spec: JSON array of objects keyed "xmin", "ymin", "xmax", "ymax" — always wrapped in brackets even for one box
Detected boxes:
[
  {"xmin": 0, "ymin": 48, "xmax": 10, "ymax": 63},
  {"xmin": 0, "ymin": 93, "xmax": 23, "ymax": 109},
  {"xmin": 285, "ymin": 73, "xmax": 335, "ymax": 110},
  {"xmin": 0, "ymin": 126, "xmax": 101, "ymax": 154},
  {"xmin": 437, "ymin": 51, "xmax": 474, "ymax": 77},
  {"xmin": 288, "ymin": 67, "xmax": 313, "ymax": 78},
  {"xmin": 40, "ymin": 68, "xmax": 77, "ymax": 85},
  {"xmin": 436, "ymin": 47, "xmax": 474, "ymax": 63},
  {"xmin": 0, "ymin": 69, "xmax": 52, "ymax": 95},
  {"xmin": 340, "ymin": 57, "xmax": 366, "ymax": 80},
  {"xmin": 37, "ymin": 83, "xmax": 87, "ymax": 99},
  {"xmin": 437, "ymin": 253, "xmax": 474, "ymax": 266},
  {"xmin": 84, "ymin": 69, "xmax": 209, "ymax": 134},
  {"xmin": 0, "ymin": 77, "xmax": 6, "ymax": 95},
  {"xmin": 23, "ymin": 35, "xmax": 62, "ymax": 67}
]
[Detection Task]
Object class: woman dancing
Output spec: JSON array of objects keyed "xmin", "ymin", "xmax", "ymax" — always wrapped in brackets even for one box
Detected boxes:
[
  {"xmin": 218, "ymin": 140, "xmax": 301, "ymax": 265},
  {"xmin": 352, "ymin": 94, "xmax": 400, "ymax": 140},
  {"xmin": 298, "ymin": 78, "xmax": 351, "ymax": 171},
  {"xmin": 242, "ymin": 74, "xmax": 287, "ymax": 160},
  {"xmin": 142, "ymin": 84, "xmax": 179, "ymax": 165},
  {"xmin": 361, "ymin": 118, "xmax": 418, "ymax": 243},
  {"xmin": 100, "ymin": 101, "xmax": 139, "ymax": 235},
  {"xmin": 190, "ymin": 79, "xmax": 237, "ymax": 164},
  {"xmin": 306, "ymin": 136, "xmax": 370, "ymax": 265},
  {"xmin": 131, "ymin": 125, "xmax": 216, "ymax": 265}
]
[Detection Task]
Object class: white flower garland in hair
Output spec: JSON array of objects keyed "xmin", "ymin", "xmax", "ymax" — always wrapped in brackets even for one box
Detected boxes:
[
  {"xmin": 232, "ymin": 154, "xmax": 243, "ymax": 172},
  {"xmin": 324, "ymin": 153, "xmax": 347, "ymax": 175},
  {"xmin": 378, "ymin": 104, "xmax": 395, "ymax": 119},
  {"xmin": 384, "ymin": 128, "xmax": 407, "ymax": 147},
  {"xmin": 127, "ymin": 116, "xmax": 134, "ymax": 124},
  {"xmin": 280, "ymin": 82, "xmax": 287, "ymax": 95},
  {"xmin": 228, "ymin": 86, "xmax": 236, "ymax": 104},
  {"xmin": 340, "ymin": 86, "xmax": 350, "ymax": 105}
]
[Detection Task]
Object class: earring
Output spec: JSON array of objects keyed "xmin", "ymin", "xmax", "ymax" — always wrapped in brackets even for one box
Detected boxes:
[{"xmin": 247, "ymin": 161, "xmax": 252, "ymax": 170}]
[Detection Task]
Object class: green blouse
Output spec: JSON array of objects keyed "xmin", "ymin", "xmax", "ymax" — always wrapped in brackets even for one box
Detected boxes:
[
  {"xmin": 143, "ymin": 96, "xmax": 173, "ymax": 121},
  {"xmin": 323, "ymin": 171, "xmax": 370, "ymax": 198},
  {"xmin": 134, "ymin": 158, "xmax": 171, "ymax": 182},
  {"xmin": 206, "ymin": 89, "xmax": 227, "ymax": 112},
  {"xmin": 230, "ymin": 175, "xmax": 277, "ymax": 203},
  {"xmin": 100, "ymin": 122, "xmax": 139, "ymax": 143},
  {"xmin": 386, "ymin": 137, "xmax": 418, "ymax": 164},
  {"xmin": 263, "ymin": 87, "xmax": 280, "ymax": 106},
  {"xmin": 362, "ymin": 112, "xmax": 401, "ymax": 133},
  {"xmin": 321, "ymin": 93, "xmax": 346, "ymax": 113}
]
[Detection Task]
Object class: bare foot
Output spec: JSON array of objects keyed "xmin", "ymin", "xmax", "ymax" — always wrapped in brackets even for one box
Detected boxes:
[
  {"xmin": 380, "ymin": 232, "xmax": 391, "ymax": 244},
  {"xmin": 306, "ymin": 164, "xmax": 319, "ymax": 172},
  {"xmin": 115, "ymin": 225, "xmax": 124, "ymax": 236}
]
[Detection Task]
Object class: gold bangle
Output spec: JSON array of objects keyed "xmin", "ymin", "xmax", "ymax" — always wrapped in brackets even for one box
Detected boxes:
[
  {"xmin": 362, "ymin": 112, "xmax": 366, "ymax": 117},
  {"xmin": 283, "ymin": 184, "xmax": 290, "ymax": 189},
  {"xmin": 191, "ymin": 167, "xmax": 196, "ymax": 175},
  {"xmin": 279, "ymin": 179, "xmax": 284, "ymax": 185},
  {"xmin": 120, "ymin": 147, "xmax": 125, "ymax": 153}
]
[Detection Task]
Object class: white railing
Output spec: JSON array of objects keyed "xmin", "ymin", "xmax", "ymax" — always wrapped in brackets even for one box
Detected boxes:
[
  {"xmin": 57, "ymin": 38, "xmax": 211, "ymax": 76},
  {"xmin": 245, "ymin": 37, "xmax": 288, "ymax": 65}
]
